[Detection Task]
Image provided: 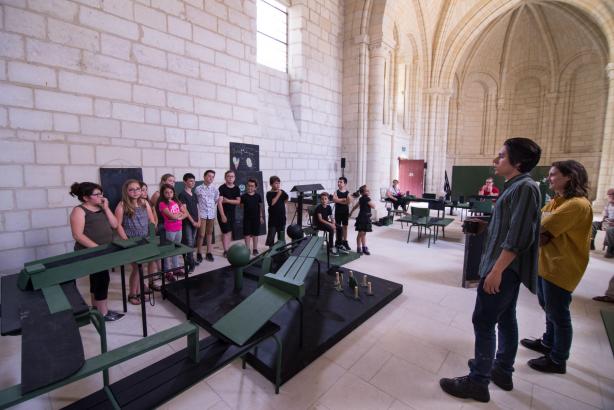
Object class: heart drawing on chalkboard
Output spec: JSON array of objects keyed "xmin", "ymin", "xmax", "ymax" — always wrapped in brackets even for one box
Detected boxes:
[
  {"xmin": 232, "ymin": 156, "xmax": 240, "ymax": 169},
  {"xmin": 246, "ymin": 157, "xmax": 252, "ymax": 168}
]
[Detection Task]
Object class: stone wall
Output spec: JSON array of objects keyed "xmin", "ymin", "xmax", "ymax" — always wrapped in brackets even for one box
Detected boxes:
[{"xmin": 0, "ymin": 0, "xmax": 344, "ymax": 272}]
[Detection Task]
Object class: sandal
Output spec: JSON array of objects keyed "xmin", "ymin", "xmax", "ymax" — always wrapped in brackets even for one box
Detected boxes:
[
  {"xmin": 150, "ymin": 281, "xmax": 162, "ymax": 292},
  {"xmin": 165, "ymin": 272, "xmax": 177, "ymax": 283},
  {"xmin": 128, "ymin": 293, "xmax": 140, "ymax": 305},
  {"xmin": 593, "ymin": 295, "xmax": 614, "ymax": 303}
]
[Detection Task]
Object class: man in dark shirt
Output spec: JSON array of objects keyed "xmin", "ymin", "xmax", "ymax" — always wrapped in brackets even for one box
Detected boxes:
[
  {"xmin": 265, "ymin": 175, "xmax": 289, "ymax": 247},
  {"xmin": 218, "ymin": 170, "xmax": 241, "ymax": 257},
  {"xmin": 440, "ymin": 138, "xmax": 542, "ymax": 403},
  {"xmin": 240, "ymin": 178, "xmax": 264, "ymax": 256},
  {"xmin": 178, "ymin": 173, "xmax": 200, "ymax": 272}
]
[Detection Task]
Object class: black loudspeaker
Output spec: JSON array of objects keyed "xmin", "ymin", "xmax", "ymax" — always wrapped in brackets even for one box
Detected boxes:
[
  {"xmin": 341, "ymin": 157, "xmax": 346, "ymax": 169},
  {"xmin": 424, "ymin": 162, "xmax": 428, "ymax": 169}
]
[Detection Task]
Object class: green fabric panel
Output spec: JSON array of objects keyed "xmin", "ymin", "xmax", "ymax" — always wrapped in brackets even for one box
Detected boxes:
[
  {"xmin": 212, "ymin": 284, "xmax": 292, "ymax": 346},
  {"xmin": 451, "ymin": 165, "xmax": 551, "ymax": 199}
]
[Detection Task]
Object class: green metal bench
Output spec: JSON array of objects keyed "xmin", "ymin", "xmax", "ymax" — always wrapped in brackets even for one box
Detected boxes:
[
  {"xmin": 0, "ymin": 320, "xmax": 199, "ymax": 410},
  {"xmin": 212, "ymin": 236, "xmax": 324, "ymax": 347},
  {"xmin": 430, "ymin": 217, "xmax": 454, "ymax": 243},
  {"xmin": 601, "ymin": 309, "xmax": 614, "ymax": 357}
]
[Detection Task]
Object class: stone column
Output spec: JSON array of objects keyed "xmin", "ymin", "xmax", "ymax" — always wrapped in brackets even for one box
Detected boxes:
[
  {"xmin": 423, "ymin": 88, "xmax": 453, "ymax": 194},
  {"xmin": 542, "ymin": 92, "xmax": 560, "ymax": 159},
  {"xmin": 355, "ymin": 34, "xmax": 370, "ymax": 187},
  {"xmin": 594, "ymin": 63, "xmax": 614, "ymax": 211},
  {"xmin": 366, "ymin": 42, "xmax": 393, "ymax": 193}
]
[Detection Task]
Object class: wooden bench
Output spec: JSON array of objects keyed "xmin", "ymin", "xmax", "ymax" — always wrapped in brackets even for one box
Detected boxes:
[
  {"xmin": 212, "ymin": 236, "xmax": 324, "ymax": 347},
  {"xmin": 0, "ymin": 320, "xmax": 199, "ymax": 410}
]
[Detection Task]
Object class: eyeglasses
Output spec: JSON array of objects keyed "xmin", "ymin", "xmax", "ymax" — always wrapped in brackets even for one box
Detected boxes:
[
  {"xmin": 90, "ymin": 193, "xmax": 103, "ymax": 197},
  {"xmin": 128, "ymin": 188, "xmax": 142, "ymax": 193}
]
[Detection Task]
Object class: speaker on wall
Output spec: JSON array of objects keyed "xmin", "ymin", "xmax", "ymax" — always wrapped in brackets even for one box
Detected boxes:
[
  {"xmin": 424, "ymin": 162, "xmax": 428, "ymax": 169},
  {"xmin": 341, "ymin": 157, "xmax": 346, "ymax": 169}
]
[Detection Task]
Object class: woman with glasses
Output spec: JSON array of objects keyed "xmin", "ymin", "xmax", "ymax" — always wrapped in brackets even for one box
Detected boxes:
[
  {"xmin": 69, "ymin": 182, "xmax": 124, "ymax": 322},
  {"xmin": 115, "ymin": 179, "xmax": 156, "ymax": 305}
]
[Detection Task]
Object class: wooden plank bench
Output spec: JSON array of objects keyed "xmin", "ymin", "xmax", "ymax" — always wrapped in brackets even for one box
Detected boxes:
[
  {"xmin": 62, "ymin": 322, "xmax": 282, "ymax": 409},
  {"xmin": 212, "ymin": 236, "xmax": 324, "ymax": 347},
  {"xmin": 0, "ymin": 321, "xmax": 200, "ymax": 410}
]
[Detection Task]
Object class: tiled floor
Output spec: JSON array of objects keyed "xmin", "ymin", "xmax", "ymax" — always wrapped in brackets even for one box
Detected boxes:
[{"xmin": 1, "ymin": 217, "xmax": 614, "ymax": 409}]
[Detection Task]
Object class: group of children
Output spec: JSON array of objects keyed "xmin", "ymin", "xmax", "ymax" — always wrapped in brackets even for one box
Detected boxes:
[{"xmin": 68, "ymin": 173, "xmax": 376, "ymax": 320}]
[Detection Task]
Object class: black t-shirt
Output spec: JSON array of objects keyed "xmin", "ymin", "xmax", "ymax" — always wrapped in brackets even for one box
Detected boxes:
[
  {"xmin": 219, "ymin": 184, "xmax": 241, "ymax": 216},
  {"xmin": 266, "ymin": 190, "xmax": 288, "ymax": 221},
  {"xmin": 178, "ymin": 190, "xmax": 198, "ymax": 223},
  {"xmin": 241, "ymin": 193, "xmax": 262, "ymax": 219},
  {"xmin": 358, "ymin": 196, "xmax": 372, "ymax": 217},
  {"xmin": 314, "ymin": 204, "xmax": 332, "ymax": 227},
  {"xmin": 335, "ymin": 190, "xmax": 349, "ymax": 214}
]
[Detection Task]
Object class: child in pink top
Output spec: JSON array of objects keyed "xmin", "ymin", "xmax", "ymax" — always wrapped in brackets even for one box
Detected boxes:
[{"xmin": 158, "ymin": 184, "xmax": 186, "ymax": 274}]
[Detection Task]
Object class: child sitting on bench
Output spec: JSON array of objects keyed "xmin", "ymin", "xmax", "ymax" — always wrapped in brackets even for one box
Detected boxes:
[{"xmin": 314, "ymin": 192, "xmax": 345, "ymax": 256}]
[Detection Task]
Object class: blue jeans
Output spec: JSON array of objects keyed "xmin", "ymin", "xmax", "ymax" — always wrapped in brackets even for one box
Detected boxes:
[
  {"xmin": 470, "ymin": 269, "xmax": 521, "ymax": 385},
  {"xmin": 182, "ymin": 223, "xmax": 197, "ymax": 267},
  {"xmin": 165, "ymin": 230, "xmax": 182, "ymax": 269},
  {"xmin": 537, "ymin": 276, "xmax": 573, "ymax": 363}
]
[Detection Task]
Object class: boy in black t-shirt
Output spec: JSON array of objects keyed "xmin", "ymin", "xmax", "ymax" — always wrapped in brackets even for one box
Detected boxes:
[
  {"xmin": 265, "ymin": 175, "xmax": 289, "ymax": 247},
  {"xmin": 178, "ymin": 173, "xmax": 200, "ymax": 272},
  {"xmin": 314, "ymin": 192, "xmax": 345, "ymax": 256},
  {"xmin": 218, "ymin": 170, "xmax": 241, "ymax": 257},
  {"xmin": 333, "ymin": 176, "xmax": 351, "ymax": 251},
  {"xmin": 240, "ymin": 178, "xmax": 264, "ymax": 255}
]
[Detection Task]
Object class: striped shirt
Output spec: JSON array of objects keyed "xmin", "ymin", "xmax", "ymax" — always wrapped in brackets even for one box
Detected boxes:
[{"xmin": 478, "ymin": 173, "xmax": 541, "ymax": 293}]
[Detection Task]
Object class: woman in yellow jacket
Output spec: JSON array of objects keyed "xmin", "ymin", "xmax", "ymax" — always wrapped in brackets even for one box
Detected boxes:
[{"xmin": 521, "ymin": 160, "xmax": 592, "ymax": 374}]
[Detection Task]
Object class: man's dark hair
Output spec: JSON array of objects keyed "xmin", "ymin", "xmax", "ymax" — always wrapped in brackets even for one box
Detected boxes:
[
  {"xmin": 503, "ymin": 138, "xmax": 542, "ymax": 173},
  {"xmin": 338, "ymin": 176, "xmax": 347, "ymax": 184},
  {"xmin": 204, "ymin": 170, "xmax": 215, "ymax": 177},
  {"xmin": 551, "ymin": 160, "xmax": 590, "ymax": 199},
  {"xmin": 269, "ymin": 175, "xmax": 280, "ymax": 184},
  {"xmin": 247, "ymin": 178, "xmax": 258, "ymax": 186},
  {"xmin": 183, "ymin": 173, "xmax": 195, "ymax": 181}
]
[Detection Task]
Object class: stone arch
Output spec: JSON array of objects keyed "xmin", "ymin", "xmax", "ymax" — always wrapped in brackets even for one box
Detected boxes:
[{"xmin": 436, "ymin": 0, "xmax": 613, "ymax": 90}]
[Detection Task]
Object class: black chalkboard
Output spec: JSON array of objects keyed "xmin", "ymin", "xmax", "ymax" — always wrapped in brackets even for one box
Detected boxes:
[
  {"xmin": 233, "ymin": 171, "xmax": 266, "ymax": 240},
  {"xmin": 230, "ymin": 142, "xmax": 259, "ymax": 172},
  {"xmin": 99, "ymin": 168, "xmax": 143, "ymax": 212}
]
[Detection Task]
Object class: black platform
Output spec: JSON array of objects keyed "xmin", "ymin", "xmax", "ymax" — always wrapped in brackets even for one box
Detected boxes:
[{"xmin": 164, "ymin": 262, "xmax": 402, "ymax": 385}]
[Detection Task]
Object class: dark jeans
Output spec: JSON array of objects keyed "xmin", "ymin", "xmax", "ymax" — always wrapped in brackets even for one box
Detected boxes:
[
  {"xmin": 592, "ymin": 221, "xmax": 614, "ymax": 253},
  {"xmin": 182, "ymin": 223, "xmax": 197, "ymax": 267},
  {"xmin": 318, "ymin": 223, "xmax": 343, "ymax": 249},
  {"xmin": 537, "ymin": 276, "xmax": 573, "ymax": 363},
  {"xmin": 470, "ymin": 269, "xmax": 521, "ymax": 385}
]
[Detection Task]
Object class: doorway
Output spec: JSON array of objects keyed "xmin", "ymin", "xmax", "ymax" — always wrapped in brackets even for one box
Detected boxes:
[{"xmin": 398, "ymin": 159, "xmax": 424, "ymax": 196}]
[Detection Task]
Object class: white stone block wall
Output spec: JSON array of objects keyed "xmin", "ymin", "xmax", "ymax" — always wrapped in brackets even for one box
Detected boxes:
[{"xmin": 0, "ymin": 0, "xmax": 344, "ymax": 273}]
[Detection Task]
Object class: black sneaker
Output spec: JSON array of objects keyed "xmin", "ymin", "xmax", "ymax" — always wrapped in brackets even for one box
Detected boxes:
[
  {"xmin": 206, "ymin": 253, "xmax": 214, "ymax": 262},
  {"xmin": 528, "ymin": 356, "xmax": 566, "ymax": 374},
  {"xmin": 520, "ymin": 338, "xmax": 551, "ymax": 355},
  {"xmin": 362, "ymin": 247, "xmax": 371, "ymax": 255},
  {"xmin": 343, "ymin": 241, "xmax": 351, "ymax": 251},
  {"xmin": 196, "ymin": 253, "xmax": 203, "ymax": 264},
  {"xmin": 439, "ymin": 375, "xmax": 490, "ymax": 403},
  {"xmin": 252, "ymin": 249, "xmax": 258, "ymax": 256},
  {"xmin": 223, "ymin": 251, "xmax": 228, "ymax": 258},
  {"xmin": 104, "ymin": 311, "xmax": 125, "ymax": 322},
  {"xmin": 468, "ymin": 359, "xmax": 513, "ymax": 391}
]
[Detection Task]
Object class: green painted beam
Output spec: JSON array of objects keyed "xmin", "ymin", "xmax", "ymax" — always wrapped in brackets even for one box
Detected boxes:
[{"xmin": 212, "ymin": 284, "xmax": 292, "ymax": 346}]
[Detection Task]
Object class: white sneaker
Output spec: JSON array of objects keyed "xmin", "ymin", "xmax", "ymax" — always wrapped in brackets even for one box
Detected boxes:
[{"xmin": 330, "ymin": 247, "xmax": 339, "ymax": 256}]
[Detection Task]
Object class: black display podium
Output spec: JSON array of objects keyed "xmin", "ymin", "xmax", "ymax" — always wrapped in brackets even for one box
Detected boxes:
[{"xmin": 462, "ymin": 216, "xmax": 491, "ymax": 288}]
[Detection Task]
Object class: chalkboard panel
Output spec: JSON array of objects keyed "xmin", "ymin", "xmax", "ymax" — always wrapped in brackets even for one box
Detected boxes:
[
  {"xmin": 100, "ymin": 168, "xmax": 143, "ymax": 212},
  {"xmin": 230, "ymin": 142, "xmax": 260, "ymax": 172},
  {"xmin": 451, "ymin": 165, "xmax": 551, "ymax": 206},
  {"xmin": 233, "ymin": 171, "xmax": 266, "ymax": 240}
]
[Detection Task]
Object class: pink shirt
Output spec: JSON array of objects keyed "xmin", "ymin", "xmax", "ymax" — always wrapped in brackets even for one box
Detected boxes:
[{"xmin": 159, "ymin": 200, "xmax": 182, "ymax": 232}]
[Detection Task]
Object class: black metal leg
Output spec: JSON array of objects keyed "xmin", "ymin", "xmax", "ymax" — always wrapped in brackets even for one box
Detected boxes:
[
  {"xmin": 273, "ymin": 335, "xmax": 282, "ymax": 394},
  {"xmin": 297, "ymin": 298, "xmax": 303, "ymax": 348},
  {"xmin": 138, "ymin": 264, "xmax": 147, "ymax": 337},
  {"xmin": 120, "ymin": 265, "xmax": 127, "ymax": 313},
  {"xmin": 183, "ymin": 254, "xmax": 190, "ymax": 319},
  {"xmin": 161, "ymin": 259, "xmax": 166, "ymax": 300},
  {"xmin": 316, "ymin": 261, "xmax": 320, "ymax": 297}
]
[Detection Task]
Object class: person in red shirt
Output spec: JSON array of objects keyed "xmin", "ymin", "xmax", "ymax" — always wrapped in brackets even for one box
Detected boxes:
[{"xmin": 479, "ymin": 177, "xmax": 500, "ymax": 196}]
